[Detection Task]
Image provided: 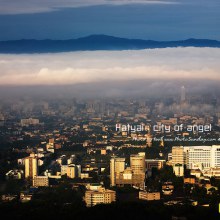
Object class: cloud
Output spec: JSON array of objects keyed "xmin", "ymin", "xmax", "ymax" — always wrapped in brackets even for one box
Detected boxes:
[
  {"xmin": 0, "ymin": 47, "xmax": 219, "ymax": 85},
  {"xmin": 0, "ymin": 0, "xmax": 177, "ymax": 15}
]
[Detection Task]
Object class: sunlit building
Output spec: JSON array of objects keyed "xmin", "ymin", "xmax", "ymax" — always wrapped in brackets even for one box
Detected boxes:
[
  {"xmin": 84, "ymin": 187, "xmax": 116, "ymax": 207},
  {"xmin": 139, "ymin": 191, "xmax": 160, "ymax": 201},
  {"xmin": 24, "ymin": 156, "xmax": 38, "ymax": 179},
  {"xmin": 130, "ymin": 152, "xmax": 146, "ymax": 174},
  {"xmin": 110, "ymin": 157, "xmax": 125, "ymax": 186},
  {"xmin": 171, "ymin": 145, "xmax": 220, "ymax": 170},
  {"xmin": 172, "ymin": 146, "xmax": 185, "ymax": 165},
  {"xmin": 173, "ymin": 163, "xmax": 184, "ymax": 177},
  {"xmin": 110, "ymin": 153, "xmax": 145, "ymax": 188},
  {"xmin": 33, "ymin": 176, "xmax": 49, "ymax": 187}
]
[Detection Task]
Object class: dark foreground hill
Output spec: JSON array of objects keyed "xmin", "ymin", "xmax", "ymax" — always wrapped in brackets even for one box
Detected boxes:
[{"xmin": 1, "ymin": 201, "xmax": 220, "ymax": 220}]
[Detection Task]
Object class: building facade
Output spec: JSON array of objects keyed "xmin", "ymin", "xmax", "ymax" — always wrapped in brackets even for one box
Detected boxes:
[
  {"xmin": 84, "ymin": 188, "xmax": 116, "ymax": 207},
  {"xmin": 173, "ymin": 164, "xmax": 184, "ymax": 177},
  {"xmin": 172, "ymin": 146, "xmax": 185, "ymax": 165},
  {"xmin": 130, "ymin": 153, "xmax": 146, "ymax": 174},
  {"xmin": 24, "ymin": 156, "xmax": 38, "ymax": 179},
  {"xmin": 171, "ymin": 145, "xmax": 220, "ymax": 170},
  {"xmin": 145, "ymin": 159, "xmax": 165, "ymax": 170},
  {"xmin": 139, "ymin": 191, "xmax": 160, "ymax": 201},
  {"xmin": 110, "ymin": 153, "xmax": 146, "ymax": 188},
  {"xmin": 110, "ymin": 157, "xmax": 125, "ymax": 186},
  {"xmin": 33, "ymin": 176, "xmax": 49, "ymax": 187}
]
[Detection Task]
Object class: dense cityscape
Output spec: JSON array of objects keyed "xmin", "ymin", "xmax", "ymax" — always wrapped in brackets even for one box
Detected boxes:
[
  {"xmin": 0, "ymin": 86, "xmax": 220, "ymax": 219},
  {"xmin": 1, "ymin": 0, "xmax": 220, "ymax": 219}
]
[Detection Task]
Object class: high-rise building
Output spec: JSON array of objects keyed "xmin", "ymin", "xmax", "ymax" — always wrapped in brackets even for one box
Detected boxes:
[
  {"xmin": 187, "ymin": 146, "xmax": 211, "ymax": 169},
  {"xmin": 116, "ymin": 167, "xmax": 145, "ymax": 188},
  {"xmin": 110, "ymin": 154, "xmax": 145, "ymax": 188},
  {"xmin": 210, "ymin": 145, "xmax": 220, "ymax": 168},
  {"xmin": 84, "ymin": 187, "xmax": 116, "ymax": 207},
  {"xmin": 24, "ymin": 156, "xmax": 38, "ymax": 178},
  {"xmin": 61, "ymin": 164, "xmax": 81, "ymax": 178},
  {"xmin": 172, "ymin": 146, "xmax": 185, "ymax": 165},
  {"xmin": 172, "ymin": 145, "xmax": 220, "ymax": 170},
  {"xmin": 186, "ymin": 145, "xmax": 220, "ymax": 169},
  {"xmin": 66, "ymin": 164, "xmax": 81, "ymax": 178},
  {"xmin": 130, "ymin": 152, "xmax": 146, "ymax": 174},
  {"xmin": 110, "ymin": 157, "xmax": 125, "ymax": 186}
]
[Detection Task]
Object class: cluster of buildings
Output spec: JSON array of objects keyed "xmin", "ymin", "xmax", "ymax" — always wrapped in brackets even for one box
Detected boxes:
[
  {"xmin": 171, "ymin": 145, "xmax": 220, "ymax": 173},
  {"xmin": 1, "ymin": 91, "xmax": 220, "ymax": 209},
  {"xmin": 110, "ymin": 153, "xmax": 146, "ymax": 188}
]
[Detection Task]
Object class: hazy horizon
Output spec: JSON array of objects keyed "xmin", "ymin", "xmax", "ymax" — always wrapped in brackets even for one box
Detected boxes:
[{"xmin": 0, "ymin": 78, "xmax": 219, "ymax": 100}]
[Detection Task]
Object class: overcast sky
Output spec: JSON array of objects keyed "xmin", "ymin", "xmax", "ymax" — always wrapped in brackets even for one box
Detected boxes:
[
  {"xmin": 0, "ymin": 47, "xmax": 219, "ymax": 85},
  {"xmin": 0, "ymin": 0, "xmax": 220, "ymax": 40}
]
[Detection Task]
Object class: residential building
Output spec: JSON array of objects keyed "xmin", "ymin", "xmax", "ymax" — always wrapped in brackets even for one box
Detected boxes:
[
  {"xmin": 139, "ymin": 191, "xmax": 160, "ymax": 201},
  {"xmin": 146, "ymin": 159, "xmax": 165, "ymax": 170},
  {"xmin": 172, "ymin": 146, "xmax": 185, "ymax": 165},
  {"xmin": 171, "ymin": 145, "xmax": 220, "ymax": 170},
  {"xmin": 84, "ymin": 187, "xmax": 116, "ymax": 207},
  {"xmin": 130, "ymin": 152, "xmax": 146, "ymax": 174},
  {"xmin": 110, "ymin": 157, "xmax": 125, "ymax": 186},
  {"xmin": 33, "ymin": 176, "xmax": 49, "ymax": 187},
  {"xmin": 24, "ymin": 156, "xmax": 38, "ymax": 178}
]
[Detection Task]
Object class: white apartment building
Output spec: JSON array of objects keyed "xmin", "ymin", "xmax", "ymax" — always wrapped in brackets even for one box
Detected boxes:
[
  {"xmin": 186, "ymin": 146, "xmax": 212, "ymax": 169},
  {"xmin": 171, "ymin": 145, "xmax": 220, "ymax": 170}
]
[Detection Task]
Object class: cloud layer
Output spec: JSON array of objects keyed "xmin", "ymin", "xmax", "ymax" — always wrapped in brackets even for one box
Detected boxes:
[
  {"xmin": 0, "ymin": 47, "xmax": 220, "ymax": 85},
  {"xmin": 0, "ymin": 0, "xmax": 176, "ymax": 14}
]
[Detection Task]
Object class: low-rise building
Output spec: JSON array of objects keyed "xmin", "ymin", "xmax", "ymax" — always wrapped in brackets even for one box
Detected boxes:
[
  {"xmin": 20, "ymin": 192, "xmax": 32, "ymax": 203},
  {"xmin": 184, "ymin": 177, "xmax": 196, "ymax": 184},
  {"xmin": 84, "ymin": 187, "xmax": 116, "ymax": 207},
  {"xmin": 146, "ymin": 159, "xmax": 165, "ymax": 170},
  {"xmin": 33, "ymin": 176, "xmax": 49, "ymax": 187},
  {"xmin": 86, "ymin": 183, "xmax": 102, "ymax": 191},
  {"xmin": 2, "ymin": 194, "xmax": 18, "ymax": 202},
  {"xmin": 139, "ymin": 191, "xmax": 160, "ymax": 201},
  {"xmin": 190, "ymin": 169, "xmax": 202, "ymax": 178},
  {"xmin": 203, "ymin": 168, "xmax": 220, "ymax": 178},
  {"xmin": 81, "ymin": 173, "xmax": 90, "ymax": 179},
  {"xmin": 6, "ymin": 169, "xmax": 24, "ymax": 180}
]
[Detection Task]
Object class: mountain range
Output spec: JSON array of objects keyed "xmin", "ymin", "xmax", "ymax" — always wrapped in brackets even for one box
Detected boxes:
[{"xmin": 0, "ymin": 35, "xmax": 220, "ymax": 53}]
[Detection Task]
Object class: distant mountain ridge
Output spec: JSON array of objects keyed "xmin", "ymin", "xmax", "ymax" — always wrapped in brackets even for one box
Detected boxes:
[{"xmin": 0, "ymin": 34, "xmax": 220, "ymax": 53}]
